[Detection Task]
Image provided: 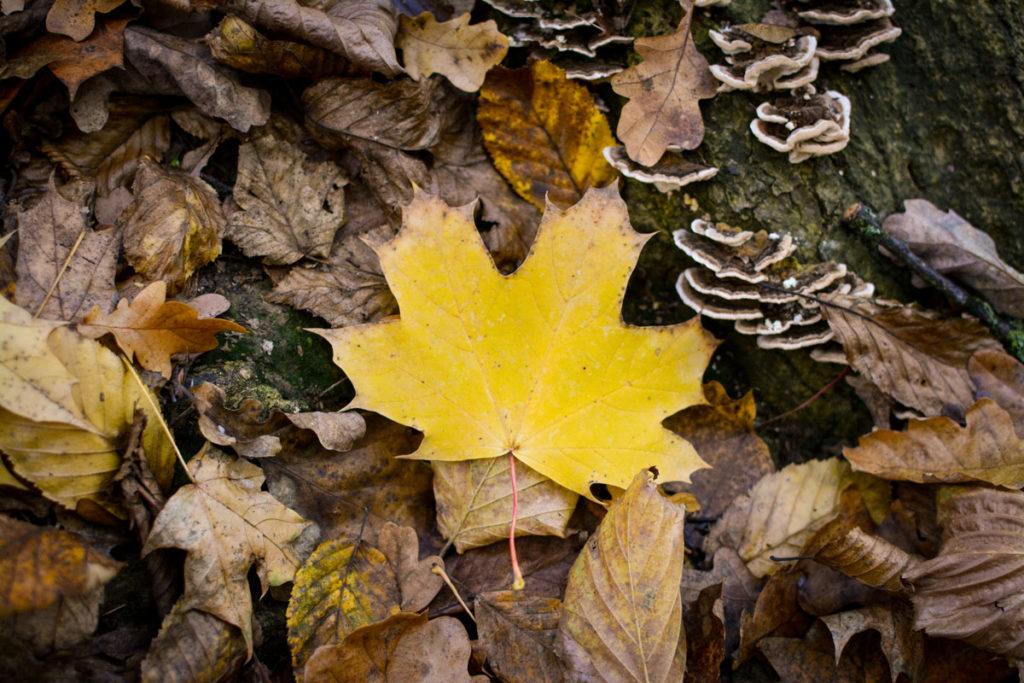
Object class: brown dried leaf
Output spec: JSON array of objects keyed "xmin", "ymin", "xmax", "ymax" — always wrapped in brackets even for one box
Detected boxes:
[
  {"xmin": 665, "ymin": 381, "xmax": 774, "ymax": 518},
  {"xmin": 124, "ymin": 25, "xmax": 270, "ymax": 133},
  {"xmin": 903, "ymin": 486, "xmax": 1024, "ymax": 658},
  {"xmin": 192, "ymin": 381, "xmax": 290, "ymax": 458},
  {"xmin": 736, "ymin": 569, "xmax": 812, "ymax": 664},
  {"xmin": 286, "ymin": 536, "xmax": 401, "ymax": 673},
  {"xmin": 611, "ymin": 8, "xmax": 717, "ymax": 166},
  {"xmin": 377, "ymin": 522, "xmax": 443, "ymax": 612},
  {"xmin": 433, "ymin": 456, "xmax": 577, "ymax": 552},
  {"xmin": 845, "ymin": 398, "xmax": 1024, "ymax": 487},
  {"xmin": 40, "ymin": 97, "xmax": 171, "ymax": 196},
  {"xmin": 706, "ymin": 458, "xmax": 853, "ymax": 578},
  {"xmin": 397, "ymin": 12, "xmax": 508, "ymax": 92},
  {"xmin": 803, "ymin": 515, "xmax": 920, "ymax": 593},
  {"xmin": 228, "ymin": 136, "xmax": 347, "ymax": 265},
  {"xmin": 759, "ymin": 620, "xmax": 892, "ymax": 683},
  {"xmin": 0, "ymin": 581, "xmax": 107, "ymax": 656},
  {"xmin": 821, "ymin": 601, "xmax": 925, "ymax": 683},
  {"xmin": 45, "ymin": 0, "xmax": 123, "ymax": 42},
  {"xmin": 969, "ymin": 349, "xmax": 1024, "ymax": 436},
  {"xmin": 557, "ymin": 470, "xmax": 687, "ymax": 682},
  {"xmin": 78, "ymin": 280, "xmax": 246, "ymax": 378},
  {"xmin": 821, "ymin": 295, "xmax": 1001, "ymax": 417},
  {"xmin": 0, "ymin": 515, "xmax": 121, "ymax": 615},
  {"xmin": 140, "ymin": 602, "xmax": 247, "ymax": 683},
  {"xmin": 143, "ymin": 445, "xmax": 313, "ymax": 656},
  {"xmin": 883, "ymin": 199, "xmax": 1024, "ymax": 317},
  {"xmin": 682, "ymin": 584, "xmax": 724, "ymax": 683},
  {"xmin": 478, "ymin": 60, "xmax": 618, "ymax": 209},
  {"xmin": 475, "ymin": 591, "xmax": 563, "ymax": 683},
  {"xmin": 15, "ymin": 183, "xmax": 117, "ymax": 322},
  {"xmin": 232, "ymin": 0, "xmax": 402, "ymax": 76},
  {"xmin": 119, "ymin": 157, "xmax": 225, "ymax": 292},
  {"xmin": 206, "ymin": 15, "xmax": 353, "ymax": 79}
]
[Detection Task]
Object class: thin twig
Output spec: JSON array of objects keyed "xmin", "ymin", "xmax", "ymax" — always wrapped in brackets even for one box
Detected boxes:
[
  {"xmin": 34, "ymin": 229, "xmax": 85, "ymax": 318},
  {"xmin": 123, "ymin": 357, "xmax": 195, "ymax": 484},
  {"xmin": 756, "ymin": 366, "xmax": 849, "ymax": 428}
]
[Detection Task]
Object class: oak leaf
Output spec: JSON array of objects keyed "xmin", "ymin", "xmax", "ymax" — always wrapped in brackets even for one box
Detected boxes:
[
  {"xmin": 611, "ymin": 8, "xmax": 718, "ymax": 166},
  {"xmin": 844, "ymin": 398, "xmax": 1024, "ymax": 487},
  {"xmin": 397, "ymin": 12, "xmax": 508, "ymax": 92},
  {"xmin": 316, "ymin": 186, "xmax": 716, "ymax": 501},
  {"xmin": 478, "ymin": 60, "xmax": 618, "ymax": 209},
  {"xmin": 377, "ymin": 522, "xmax": 443, "ymax": 612},
  {"xmin": 46, "ymin": 0, "xmax": 124, "ymax": 41},
  {"xmin": 557, "ymin": 470, "xmax": 688, "ymax": 682},
  {"xmin": 78, "ymin": 280, "xmax": 246, "ymax": 378},
  {"xmin": 143, "ymin": 445, "xmax": 313, "ymax": 656}
]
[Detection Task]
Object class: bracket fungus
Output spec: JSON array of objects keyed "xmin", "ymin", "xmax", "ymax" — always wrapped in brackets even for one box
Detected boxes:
[
  {"xmin": 709, "ymin": 23, "xmax": 820, "ymax": 92},
  {"xmin": 674, "ymin": 218, "xmax": 874, "ymax": 350},
  {"xmin": 815, "ymin": 18, "xmax": 902, "ymax": 71},
  {"xmin": 790, "ymin": 0, "xmax": 895, "ymax": 25},
  {"xmin": 603, "ymin": 147, "xmax": 718, "ymax": 194},
  {"xmin": 750, "ymin": 85, "xmax": 851, "ymax": 163}
]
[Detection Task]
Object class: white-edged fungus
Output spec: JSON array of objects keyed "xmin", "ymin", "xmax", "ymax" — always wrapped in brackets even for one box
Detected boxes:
[
  {"xmin": 690, "ymin": 217, "xmax": 754, "ymax": 246},
  {"xmin": 815, "ymin": 18, "xmax": 901, "ymax": 64},
  {"xmin": 750, "ymin": 86, "xmax": 851, "ymax": 163},
  {"xmin": 709, "ymin": 25, "xmax": 821, "ymax": 92},
  {"xmin": 794, "ymin": 0, "xmax": 895, "ymax": 25},
  {"xmin": 604, "ymin": 147, "xmax": 718, "ymax": 193}
]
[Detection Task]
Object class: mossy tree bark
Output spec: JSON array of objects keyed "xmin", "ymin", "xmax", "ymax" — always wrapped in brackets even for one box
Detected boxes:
[{"xmin": 621, "ymin": 0, "xmax": 1024, "ymax": 462}]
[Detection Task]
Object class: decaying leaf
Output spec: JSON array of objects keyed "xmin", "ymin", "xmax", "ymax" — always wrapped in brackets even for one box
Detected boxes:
[
  {"xmin": 317, "ymin": 187, "xmax": 716, "ymax": 501},
  {"xmin": 560, "ymin": 470, "xmax": 687, "ymax": 682},
  {"xmin": 821, "ymin": 294, "xmax": 1001, "ymax": 417},
  {"xmin": 302, "ymin": 612, "xmax": 486, "ymax": 682},
  {"xmin": 140, "ymin": 602, "xmax": 247, "ymax": 683},
  {"xmin": 759, "ymin": 620, "xmax": 892, "ymax": 683},
  {"xmin": 206, "ymin": 15, "xmax": 353, "ymax": 79},
  {"xmin": 0, "ymin": 515, "xmax": 121, "ymax": 615},
  {"xmin": 969, "ymin": 349, "xmax": 1024, "ymax": 436},
  {"xmin": 707, "ymin": 458, "xmax": 853, "ymax": 577},
  {"xmin": 144, "ymin": 445, "xmax": 313, "ymax": 655},
  {"xmin": 903, "ymin": 486, "xmax": 1024, "ymax": 658},
  {"xmin": 803, "ymin": 512, "xmax": 920, "ymax": 593},
  {"xmin": 610, "ymin": 7, "xmax": 717, "ymax": 166},
  {"xmin": 883, "ymin": 199, "xmax": 1024, "ymax": 317},
  {"xmin": 15, "ymin": 182, "xmax": 117, "ymax": 322},
  {"xmin": 45, "ymin": 0, "xmax": 124, "ymax": 42},
  {"xmin": 478, "ymin": 60, "xmax": 618, "ymax": 209},
  {"xmin": 287, "ymin": 536, "xmax": 401, "ymax": 672},
  {"xmin": 227, "ymin": 135, "xmax": 347, "ymax": 265},
  {"xmin": 0, "ymin": 576, "xmax": 109, "ymax": 656},
  {"xmin": 397, "ymin": 12, "xmax": 508, "ymax": 92},
  {"xmin": 844, "ymin": 398, "xmax": 1024, "ymax": 487},
  {"xmin": 475, "ymin": 591, "xmax": 563, "ymax": 683},
  {"xmin": 820, "ymin": 601, "xmax": 925, "ymax": 683},
  {"xmin": 433, "ymin": 456, "xmax": 577, "ymax": 552},
  {"xmin": 120, "ymin": 158, "xmax": 225, "ymax": 292},
  {"xmin": 78, "ymin": 280, "xmax": 246, "ymax": 378},
  {"xmin": 735, "ymin": 569, "xmax": 811, "ymax": 665},
  {"xmin": 377, "ymin": 522, "xmax": 443, "ymax": 612},
  {"xmin": 192, "ymin": 381, "xmax": 292, "ymax": 458}
]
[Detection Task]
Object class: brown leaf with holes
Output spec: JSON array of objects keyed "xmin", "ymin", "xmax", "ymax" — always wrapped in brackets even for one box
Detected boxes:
[
  {"xmin": 119, "ymin": 157, "xmax": 225, "ymax": 292},
  {"xmin": 969, "ymin": 349, "xmax": 1024, "ymax": 436},
  {"xmin": 821, "ymin": 600, "xmax": 925, "ymax": 683},
  {"xmin": 610, "ymin": 6, "xmax": 717, "ymax": 166},
  {"xmin": 79, "ymin": 280, "xmax": 246, "ymax": 378},
  {"xmin": 206, "ymin": 15, "xmax": 354, "ymax": 79},
  {"xmin": 397, "ymin": 12, "xmax": 508, "ymax": 92},
  {"xmin": 15, "ymin": 182, "xmax": 117, "ymax": 322},
  {"xmin": 475, "ymin": 591, "xmax": 563, "ymax": 683},
  {"xmin": 903, "ymin": 486, "xmax": 1024, "ymax": 658},
  {"xmin": 377, "ymin": 522, "xmax": 443, "ymax": 612},
  {"xmin": 821, "ymin": 295, "xmax": 1002, "ymax": 417},
  {"xmin": 45, "ymin": 0, "xmax": 124, "ymax": 42}
]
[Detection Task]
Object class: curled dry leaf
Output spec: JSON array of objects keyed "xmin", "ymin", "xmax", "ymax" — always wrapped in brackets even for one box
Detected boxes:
[
  {"xmin": 78, "ymin": 280, "xmax": 246, "ymax": 378},
  {"xmin": 475, "ymin": 591, "xmax": 563, "ymax": 683},
  {"xmin": 377, "ymin": 522, "xmax": 443, "ymax": 612},
  {"xmin": 206, "ymin": 15, "xmax": 353, "ymax": 79},
  {"xmin": 821, "ymin": 294, "xmax": 1002, "ymax": 417},
  {"xmin": 397, "ymin": 12, "xmax": 508, "ymax": 92},
  {"xmin": 820, "ymin": 601, "xmax": 925, "ymax": 683},
  {"xmin": 120, "ymin": 157, "xmax": 225, "ymax": 293},
  {"xmin": 969, "ymin": 349, "xmax": 1024, "ymax": 436},
  {"xmin": 45, "ymin": 0, "xmax": 123, "ymax": 42},
  {"xmin": 883, "ymin": 199, "xmax": 1024, "ymax": 317},
  {"xmin": 286, "ymin": 536, "xmax": 401, "ymax": 673},
  {"xmin": 557, "ymin": 470, "xmax": 688, "ymax": 683},
  {"xmin": 124, "ymin": 26, "xmax": 271, "ymax": 133},
  {"xmin": 302, "ymin": 613, "xmax": 486, "ymax": 683},
  {"xmin": 227, "ymin": 135, "xmax": 347, "ymax": 265},
  {"xmin": 143, "ymin": 445, "xmax": 313, "ymax": 656},
  {"xmin": 433, "ymin": 456, "xmax": 577, "ymax": 552},
  {"xmin": 903, "ymin": 486, "xmax": 1024, "ymax": 658},
  {"xmin": 317, "ymin": 187, "xmax": 716, "ymax": 502},
  {"xmin": 706, "ymin": 458, "xmax": 853, "ymax": 578},
  {"xmin": 735, "ymin": 569, "xmax": 812, "ymax": 665},
  {"xmin": 610, "ymin": 8, "xmax": 718, "ymax": 166},
  {"xmin": 140, "ymin": 602, "xmax": 247, "ymax": 683},
  {"xmin": 15, "ymin": 182, "xmax": 117, "ymax": 322},
  {"xmin": 844, "ymin": 398, "xmax": 1024, "ymax": 487},
  {"xmin": 759, "ymin": 620, "xmax": 892, "ymax": 683},
  {"xmin": 0, "ymin": 515, "xmax": 121, "ymax": 615},
  {"xmin": 478, "ymin": 61, "xmax": 618, "ymax": 209},
  {"xmin": 232, "ymin": 0, "xmax": 402, "ymax": 76},
  {"xmin": 803, "ymin": 513, "xmax": 920, "ymax": 593}
]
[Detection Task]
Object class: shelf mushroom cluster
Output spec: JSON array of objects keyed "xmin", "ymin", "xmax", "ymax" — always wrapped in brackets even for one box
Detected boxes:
[
  {"xmin": 674, "ymin": 218, "xmax": 874, "ymax": 350},
  {"xmin": 750, "ymin": 85, "xmax": 851, "ymax": 163}
]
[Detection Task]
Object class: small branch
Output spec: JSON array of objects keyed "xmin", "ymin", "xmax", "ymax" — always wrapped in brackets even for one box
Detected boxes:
[
  {"xmin": 756, "ymin": 366, "xmax": 849, "ymax": 428},
  {"xmin": 842, "ymin": 203, "xmax": 1024, "ymax": 363}
]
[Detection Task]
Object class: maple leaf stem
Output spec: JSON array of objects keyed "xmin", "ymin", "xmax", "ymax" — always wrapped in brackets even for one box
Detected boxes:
[{"xmin": 508, "ymin": 451, "xmax": 525, "ymax": 590}]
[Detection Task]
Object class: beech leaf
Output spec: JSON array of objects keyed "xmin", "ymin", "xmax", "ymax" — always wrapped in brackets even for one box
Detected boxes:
[
  {"xmin": 557, "ymin": 470, "xmax": 688, "ymax": 682},
  {"xmin": 478, "ymin": 61, "xmax": 619, "ymax": 209},
  {"xmin": 143, "ymin": 445, "xmax": 313, "ymax": 656},
  {"xmin": 803, "ymin": 514, "xmax": 920, "ymax": 593},
  {"xmin": 397, "ymin": 12, "xmax": 508, "ymax": 92},
  {"xmin": 316, "ymin": 186, "xmax": 716, "ymax": 502},
  {"xmin": 610, "ymin": 8, "xmax": 718, "ymax": 166}
]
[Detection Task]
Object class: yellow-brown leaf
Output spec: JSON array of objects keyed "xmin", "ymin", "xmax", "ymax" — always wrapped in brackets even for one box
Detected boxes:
[{"xmin": 397, "ymin": 12, "xmax": 508, "ymax": 92}]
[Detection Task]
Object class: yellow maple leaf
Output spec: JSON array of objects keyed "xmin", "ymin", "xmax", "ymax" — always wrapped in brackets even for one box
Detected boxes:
[{"xmin": 317, "ymin": 186, "xmax": 717, "ymax": 500}]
